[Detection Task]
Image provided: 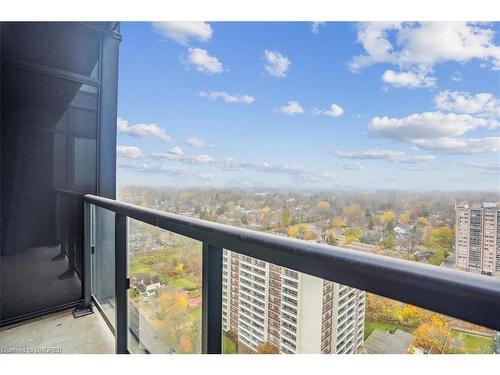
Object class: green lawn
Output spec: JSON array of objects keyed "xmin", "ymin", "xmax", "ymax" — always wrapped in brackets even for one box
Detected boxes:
[
  {"xmin": 364, "ymin": 321, "xmax": 415, "ymax": 340},
  {"xmin": 223, "ymin": 335, "xmax": 238, "ymax": 354},
  {"xmin": 129, "ymin": 243, "xmax": 202, "ymax": 293},
  {"xmin": 451, "ymin": 330, "xmax": 493, "ymax": 354},
  {"xmin": 167, "ymin": 276, "xmax": 199, "ymax": 290}
]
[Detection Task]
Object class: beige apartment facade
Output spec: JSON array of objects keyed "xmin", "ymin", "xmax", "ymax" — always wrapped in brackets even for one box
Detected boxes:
[{"xmin": 222, "ymin": 249, "xmax": 366, "ymax": 354}]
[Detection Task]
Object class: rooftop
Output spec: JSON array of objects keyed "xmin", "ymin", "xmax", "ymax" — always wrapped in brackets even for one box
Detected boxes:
[{"xmin": 363, "ymin": 329, "xmax": 414, "ymax": 354}]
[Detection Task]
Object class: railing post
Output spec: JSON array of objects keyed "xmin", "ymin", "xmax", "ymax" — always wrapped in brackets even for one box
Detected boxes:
[
  {"xmin": 115, "ymin": 213, "xmax": 129, "ymax": 354},
  {"xmin": 202, "ymin": 242, "xmax": 223, "ymax": 354},
  {"xmin": 73, "ymin": 200, "xmax": 94, "ymax": 318},
  {"xmin": 83, "ymin": 200, "xmax": 92, "ymax": 308}
]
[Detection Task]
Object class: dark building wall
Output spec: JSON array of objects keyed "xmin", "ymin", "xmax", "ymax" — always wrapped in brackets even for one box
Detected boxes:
[{"xmin": 0, "ymin": 22, "xmax": 120, "ymax": 325}]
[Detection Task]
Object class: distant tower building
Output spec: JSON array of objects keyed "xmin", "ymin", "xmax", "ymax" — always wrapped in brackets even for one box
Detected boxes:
[
  {"xmin": 455, "ymin": 203, "xmax": 500, "ymax": 276},
  {"xmin": 222, "ymin": 250, "xmax": 366, "ymax": 354}
]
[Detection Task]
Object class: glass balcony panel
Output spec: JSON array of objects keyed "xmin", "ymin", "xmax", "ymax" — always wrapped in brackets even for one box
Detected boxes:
[
  {"xmin": 362, "ymin": 292, "xmax": 495, "ymax": 354},
  {"xmin": 219, "ymin": 248, "xmax": 497, "ymax": 355},
  {"xmin": 92, "ymin": 205, "xmax": 116, "ymax": 329},
  {"xmin": 127, "ymin": 218, "xmax": 202, "ymax": 354}
]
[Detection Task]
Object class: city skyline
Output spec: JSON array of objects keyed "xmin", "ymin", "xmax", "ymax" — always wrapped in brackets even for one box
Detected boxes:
[{"xmin": 117, "ymin": 22, "xmax": 500, "ymax": 191}]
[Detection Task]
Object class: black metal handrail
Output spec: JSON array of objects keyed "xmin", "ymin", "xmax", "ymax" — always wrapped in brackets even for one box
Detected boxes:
[{"xmin": 83, "ymin": 193, "xmax": 500, "ymax": 353}]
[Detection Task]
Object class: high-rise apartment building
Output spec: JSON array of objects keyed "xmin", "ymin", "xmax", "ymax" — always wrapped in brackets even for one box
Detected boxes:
[
  {"xmin": 455, "ymin": 203, "xmax": 500, "ymax": 276},
  {"xmin": 222, "ymin": 250, "xmax": 366, "ymax": 354}
]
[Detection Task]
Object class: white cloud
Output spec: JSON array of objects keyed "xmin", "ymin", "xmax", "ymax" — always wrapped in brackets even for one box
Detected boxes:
[
  {"xmin": 117, "ymin": 117, "xmax": 172, "ymax": 143},
  {"xmin": 118, "ymin": 160, "xmax": 186, "ymax": 176},
  {"xmin": 195, "ymin": 154, "xmax": 214, "ymax": 164},
  {"xmin": 399, "ymin": 165, "xmax": 434, "ymax": 172},
  {"xmin": 342, "ymin": 162, "xmax": 365, "ymax": 170},
  {"xmin": 369, "ymin": 103, "xmax": 500, "ymax": 154},
  {"xmin": 167, "ymin": 146, "xmax": 184, "ymax": 156},
  {"xmin": 311, "ymin": 22, "xmax": 326, "ymax": 34},
  {"xmin": 199, "ymin": 91, "xmax": 255, "ymax": 104},
  {"xmin": 235, "ymin": 160, "xmax": 335, "ymax": 181},
  {"xmin": 434, "ymin": 90, "xmax": 500, "ymax": 118},
  {"xmin": 334, "ymin": 149, "xmax": 435, "ymax": 163},
  {"xmin": 369, "ymin": 112, "xmax": 498, "ymax": 142},
  {"xmin": 185, "ymin": 48, "xmax": 223, "ymax": 74},
  {"xmin": 186, "ymin": 137, "xmax": 206, "ymax": 148},
  {"xmin": 335, "ymin": 149, "xmax": 404, "ymax": 160},
  {"xmin": 463, "ymin": 160, "xmax": 500, "ymax": 171},
  {"xmin": 313, "ymin": 103, "xmax": 344, "ymax": 118},
  {"xmin": 399, "ymin": 155, "xmax": 436, "ymax": 163},
  {"xmin": 350, "ymin": 22, "xmax": 500, "ymax": 71},
  {"xmin": 382, "ymin": 70, "xmax": 436, "ymax": 88},
  {"xmin": 411, "ymin": 137, "xmax": 500, "ymax": 154},
  {"xmin": 149, "ymin": 151, "xmax": 336, "ymax": 181},
  {"xmin": 279, "ymin": 101, "xmax": 304, "ymax": 115},
  {"xmin": 264, "ymin": 50, "xmax": 291, "ymax": 78},
  {"xmin": 198, "ymin": 173, "xmax": 216, "ymax": 180},
  {"xmin": 152, "ymin": 22, "xmax": 212, "ymax": 45},
  {"xmin": 117, "ymin": 145, "xmax": 144, "ymax": 159},
  {"xmin": 150, "ymin": 151, "xmax": 214, "ymax": 165}
]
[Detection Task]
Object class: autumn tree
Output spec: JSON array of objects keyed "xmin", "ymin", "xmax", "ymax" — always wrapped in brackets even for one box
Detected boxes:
[
  {"xmin": 399, "ymin": 213, "xmax": 410, "ymax": 224},
  {"xmin": 288, "ymin": 226, "xmax": 299, "ymax": 238},
  {"xmin": 325, "ymin": 230, "xmax": 338, "ymax": 245},
  {"xmin": 225, "ymin": 201, "xmax": 237, "ymax": 216},
  {"xmin": 365, "ymin": 294, "xmax": 403, "ymax": 323},
  {"xmin": 416, "ymin": 217, "xmax": 430, "ymax": 227},
  {"xmin": 381, "ymin": 210, "xmax": 395, "ymax": 224},
  {"xmin": 156, "ymin": 289, "xmax": 194, "ymax": 353},
  {"xmin": 280, "ymin": 209, "xmax": 291, "ymax": 227},
  {"xmin": 412, "ymin": 316, "xmax": 451, "ymax": 354},
  {"xmin": 345, "ymin": 227, "xmax": 363, "ymax": 239},
  {"xmin": 343, "ymin": 204, "xmax": 363, "ymax": 225},
  {"xmin": 425, "ymin": 227, "xmax": 454, "ymax": 251},
  {"xmin": 297, "ymin": 223, "xmax": 308, "ymax": 234},
  {"xmin": 314, "ymin": 201, "xmax": 331, "ymax": 215},
  {"xmin": 259, "ymin": 206, "xmax": 272, "ymax": 228},
  {"xmin": 256, "ymin": 342, "xmax": 278, "ymax": 354},
  {"xmin": 331, "ymin": 217, "xmax": 346, "ymax": 228},
  {"xmin": 425, "ymin": 227, "xmax": 454, "ymax": 265},
  {"xmin": 399, "ymin": 305, "xmax": 429, "ymax": 327},
  {"xmin": 344, "ymin": 235, "xmax": 356, "ymax": 244},
  {"xmin": 344, "ymin": 227, "xmax": 363, "ymax": 244},
  {"xmin": 380, "ymin": 234, "xmax": 395, "ymax": 249}
]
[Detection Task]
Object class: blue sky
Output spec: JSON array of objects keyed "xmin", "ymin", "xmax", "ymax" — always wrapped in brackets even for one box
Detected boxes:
[{"xmin": 116, "ymin": 22, "xmax": 500, "ymax": 191}]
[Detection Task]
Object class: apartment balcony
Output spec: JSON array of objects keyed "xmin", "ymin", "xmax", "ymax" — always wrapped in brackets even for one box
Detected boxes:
[
  {"xmin": 1, "ymin": 22, "xmax": 500, "ymax": 356},
  {"xmin": 2, "ymin": 190, "xmax": 500, "ymax": 354}
]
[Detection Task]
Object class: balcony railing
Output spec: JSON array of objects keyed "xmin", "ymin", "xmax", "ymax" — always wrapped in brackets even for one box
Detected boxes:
[{"xmin": 60, "ymin": 190, "xmax": 500, "ymax": 354}]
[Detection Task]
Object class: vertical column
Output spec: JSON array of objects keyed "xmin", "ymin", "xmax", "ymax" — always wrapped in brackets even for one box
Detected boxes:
[
  {"xmin": 83, "ymin": 200, "xmax": 92, "ymax": 308},
  {"xmin": 98, "ymin": 25, "xmax": 121, "ymax": 200},
  {"xmin": 115, "ymin": 213, "xmax": 128, "ymax": 354},
  {"xmin": 202, "ymin": 242, "xmax": 223, "ymax": 354}
]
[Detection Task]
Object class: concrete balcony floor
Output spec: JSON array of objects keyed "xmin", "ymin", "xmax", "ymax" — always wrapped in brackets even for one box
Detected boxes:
[{"xmin": 0, "ymin": 308, "xmax": 114, "ymax": 354}]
